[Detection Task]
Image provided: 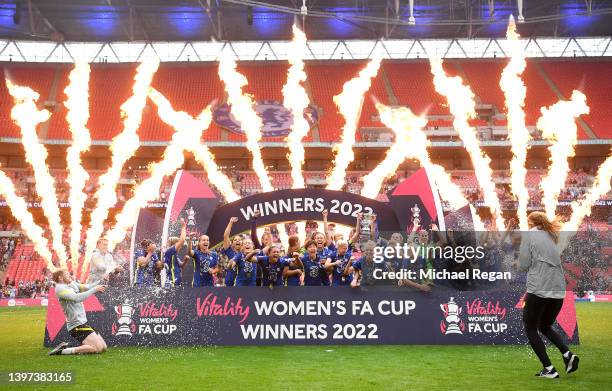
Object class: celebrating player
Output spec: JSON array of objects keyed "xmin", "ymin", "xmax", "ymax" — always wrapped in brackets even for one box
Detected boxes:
[
  {"xmin": 187, "ymin": 233, "xmax": 219, "ymax": 287},
  {"xmin": 221, "ymin": 217, "xmax": 241, "ymax": 286},
  {"xmin": 299, "ymin": 239, "xmax": 333, "ymax": 286},
  {"xmin": 163, "ymin": 218, "xmax": 187, "ymax": 286},
  {"xmin": 282, "ymin": 235, "xmax": 304, "ymax": 286},
  {"xmin": 247, "ymin": 243, "xmax": 284, "ymax": 287},
  {"xmin": 48, "ymin": 269, "xmax": 107, "ymax": 355},
  {"xmin": 134, "ymin": 239, "xmax": 161, "ymax": 287},
  {"xmin": 228, "ymin": 238, "xmax": 259, "ymax": 286},
  {"xmin": 325, "ymin": 239, "xmax": 354, "ymax": 286}
]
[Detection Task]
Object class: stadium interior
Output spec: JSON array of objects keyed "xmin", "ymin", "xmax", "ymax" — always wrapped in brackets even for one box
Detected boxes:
[{"xmin": 0, "ymin": 0, "xmax": 610, "ymax": 295}]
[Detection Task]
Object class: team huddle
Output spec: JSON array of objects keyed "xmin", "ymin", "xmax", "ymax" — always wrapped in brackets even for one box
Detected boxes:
[{"xmin": 133, "ymin": 211, "xmax": 370, "ymax": 288}]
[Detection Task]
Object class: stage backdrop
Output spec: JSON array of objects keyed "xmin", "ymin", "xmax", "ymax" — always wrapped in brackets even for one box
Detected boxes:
[
  {"xmin": 47, "ymin": 168, "xmax": 578, "ymax": 346},
  {"xmin": 44, "ymin": 287, "xmax": 578, "ymax": 346}
]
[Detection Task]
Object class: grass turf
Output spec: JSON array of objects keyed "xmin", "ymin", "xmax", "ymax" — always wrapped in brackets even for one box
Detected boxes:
[{"xmin": 0, "ymin": 303, "xmax": 610, "ymax": 390}]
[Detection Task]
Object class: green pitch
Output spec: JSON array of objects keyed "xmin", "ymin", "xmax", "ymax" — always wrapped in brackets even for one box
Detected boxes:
[{"xmin": 0, "ymin": 303, "xmax": 610, "ymax": 390}]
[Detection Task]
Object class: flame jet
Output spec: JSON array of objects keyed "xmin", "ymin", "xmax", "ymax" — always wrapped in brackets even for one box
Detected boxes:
[
  {"xmin": 430, "ymin": 58, "xmax": 506, "ymax": 231},
  {"xmin": 500, "ymin": 16, "xmax": 530, "ymax": 230},
  {"xmin": 0, "ymin": 169, "xmax": 55, "ymax": 270},
  {"xmin": 327, "ymin": 57, "xmax": 382, "ymax": 191},
  {"xmin": 64, "ymin": 61, "xmax": 92, "ymax": 267},
  {"xmin": 374, "ymin": 103, "xmax": 468, "ymax": 211},
  {"xmin": 218, "ymin": 54, "xmax": 273, "ymax": 192},
  {"xmin": 538, "ymin": 91, "xmax": 589, "ymax": 220},
  {"xmin": 283, "ymin": 25, "xmax": 311, "ymax": 189},
  {"xmin": 563, "ymin": 153, "xmax": 611, "ymax": 232},
  {"xmin": 105, "ymin": 94, "xmax": 215, "ymax": 250},
  {"xmin": 361, "ymin": 99, "xmax": 429, "ymax": 199},
  {"xmin": 82, "ymin": 59, "xmax": 159, "ymax": 274},
  {"xmin": 6, "ymin": 79, "xmax": 68, "ymax": 267},
  {"xmin": 148, "ymin": 88, "xmax": 240, "ymax": 203}
]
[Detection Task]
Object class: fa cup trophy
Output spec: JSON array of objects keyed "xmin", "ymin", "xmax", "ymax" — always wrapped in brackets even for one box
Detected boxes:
[
  {"xmin": 360, "ymin": 212, "xmax": 374, "ymax": 241},
  {"xmin": 411, "ymin": 204, "xmax": 421, "ymax": 227}
]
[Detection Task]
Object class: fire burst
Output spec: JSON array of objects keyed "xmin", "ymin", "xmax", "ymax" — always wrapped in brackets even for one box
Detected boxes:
[
  {"xmin": 0, "ymin": 169, "xmax": 55, "ymax": 270},
  {"xmin": 283, "ymin": 25, "xmax": 311, "ymax": 190},
  {"xmin": 374, "ymin": 103, "xmax": 469, "ymax": 211},
  {"xmin": 82, "ymin": 59, "xmax": 159, "ymax": 274},
  {"xmin": 147, "ymin": 89, "xmax": 240, "ymax": 203},
  {"xmin": 104, "ymin": 95, "xmax": 215, "ymax": 250},
  {"xmin": 5, "ymin": 78, "xmax": 68, "ymax": 267},
  {"xmin": 64, "ymin": 61, "xmax": 92, "ymax": 267},
  {"xmin": 430, "ymin": 58, "xmax": 505, "ymax": 231},
  {"xmin": 327, "ymin": 57, "xmax": 382, "ymax": 191},
  {"xmin": 538, "ymin": 91, "xmax": 589, "ymax": 220},
  {"xmin": 500, "ymin": 15, "xmax": 531, "ymax": 231},
  {"xmin": 218, "ymin": 54, "xmax": 273, "ymax": 192}
]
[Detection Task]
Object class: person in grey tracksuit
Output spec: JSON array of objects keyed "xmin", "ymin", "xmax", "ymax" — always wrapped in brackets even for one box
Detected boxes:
[
  {"xmin": 48, "ymin": 269, "xmax": 108, "ymax": 356},
  {"xmin": 519, "ymin": 211, "xmax": 579, "ymax": 378}
]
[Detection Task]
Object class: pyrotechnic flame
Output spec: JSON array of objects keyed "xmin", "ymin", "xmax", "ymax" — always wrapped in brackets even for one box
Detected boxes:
[
  {"xmin": 430, "ymin": 58, "xmax": 506, "ymax": 231},
  {"xmin": 500, "ymin": 15, "xmax": 530, "ymax": 230},
  {"xmin": 326, "ymin": 57, "xmax": 382, "ymax": 191},
  {"xmin": 0, "ymin": 169, "xmax": 55, "ymax": 270},
  {"xmin": 218, "ymin": 54, "xmax": 273, "ymax": 192},
  {"xmin": 64, "ymin": 61, "xmax": 92, "ymax": 268},
  {"xmin": 105, "ymin": 92, "xmax": 214, "ymax": 250},
  {"xmin": 563, "ymin": 153, "xmax": 611, "ymax": 232},
  {"xmin": 375, "ymin": 103, "xmax": 468, "ymax": 211},
  {"xmin": 148, "ymin": 88, "xmax": 240, "ymax": 203},
  {"xmin": 83, "ymin": 59, "xmax": 159, "ymax": 273},
  {"xmin": 361, "ymin": 99, "xmax": 428, "ymax": 199},
  {"xmin": 6, "ymin": 79, "xmax": 68, "ymax": 267},
  {"xmin": 538, "ymin": 91, "xmax": 589, "ymax": 220},
  {"xmin": 283, "ymin": 25, "xmax": 311, "ymax": 189}
]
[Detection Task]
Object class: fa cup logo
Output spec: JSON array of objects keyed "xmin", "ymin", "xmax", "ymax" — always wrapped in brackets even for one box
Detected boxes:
[
  {"xmin": 112, "ymin": 300, "xmax": 136, "ymax": 337},
  {"xmin": 440, "ymin": 297, "xmax": 465, "ymax": 335}
]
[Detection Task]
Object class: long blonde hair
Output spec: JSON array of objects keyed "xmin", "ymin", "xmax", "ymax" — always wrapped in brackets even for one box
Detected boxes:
[{"xmin": 527, "ymin": 211, "xmax": 561, "ymax": 244}]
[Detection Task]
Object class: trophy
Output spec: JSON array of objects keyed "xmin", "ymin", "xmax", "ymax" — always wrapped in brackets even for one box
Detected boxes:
[
  {"xmin": 187, "ymin": 206, "xmax": 196, "ymax": 227},
  {"xmin": 360, "ymin": 212, "xmax": 374, "ymax": 240},
  {"xmin": 114, "ymin": 300, "xmax": 136, "ymax": 337},
  {"xmin": 411, "ymin": 204, "xmax": 421, "ymax": 227}
]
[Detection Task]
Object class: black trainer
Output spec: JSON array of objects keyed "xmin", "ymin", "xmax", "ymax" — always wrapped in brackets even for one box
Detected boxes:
[
  {"xmin": 48, "ymin": 341, "xmax": 69, "ymax": 356},
  {"xmin": 535, "ymin": 367, "xmax": 559, "ymax": 379},
  {"xmin": 563, "ymin": 352, "xmax": 580, "ymax": 373}
]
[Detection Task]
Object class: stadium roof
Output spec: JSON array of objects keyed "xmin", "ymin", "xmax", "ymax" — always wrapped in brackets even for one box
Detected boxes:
[{"xmin": 0, "ymin": 0, "xmax": 611, "ymax": 42}]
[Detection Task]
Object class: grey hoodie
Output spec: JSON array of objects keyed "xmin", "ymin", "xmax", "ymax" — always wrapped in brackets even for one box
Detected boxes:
[{"xmin": 518, "ymin": 228, "xmax": 566, "ymax": 299}]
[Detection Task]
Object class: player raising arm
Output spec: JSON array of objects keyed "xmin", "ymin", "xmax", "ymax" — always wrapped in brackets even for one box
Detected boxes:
[
  {"xmin": 164, "ymin": 218, "xmax": 187, "ymax": 286},
  {"xmin": 48, "ymin": 269, "xmax": 108, "ymax": 355},
  {"xmin": 222, "ymin": 217, "xmax": 241, "ymax": 286}
]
